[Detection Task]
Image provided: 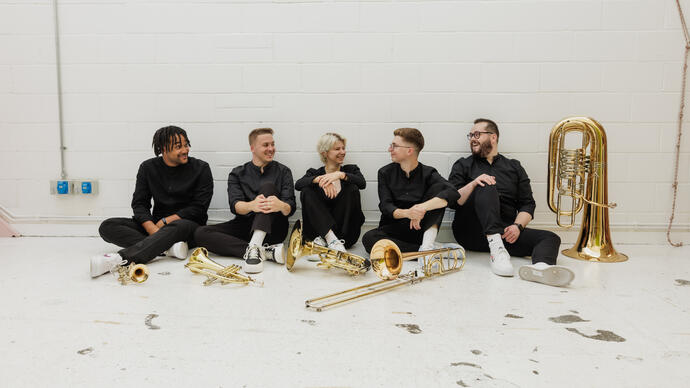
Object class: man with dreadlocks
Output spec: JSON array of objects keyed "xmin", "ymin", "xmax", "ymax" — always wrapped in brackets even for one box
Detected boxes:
[
  {"xmin": 91, "ymin": 125, "xmax": 214, "ymax": 278},
  {"xmin": 194, "ymin": 128, "xmax": 295, "ymax": 274}
]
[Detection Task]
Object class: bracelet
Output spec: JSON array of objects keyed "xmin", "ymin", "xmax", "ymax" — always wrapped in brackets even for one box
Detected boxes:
[
  {"xmin": 162, "ymin": 217, "xmax": 167, "ymax": 225},
  {"xmin": 513, "ymin": 223, "xmax": 524, "ymax": 232}
]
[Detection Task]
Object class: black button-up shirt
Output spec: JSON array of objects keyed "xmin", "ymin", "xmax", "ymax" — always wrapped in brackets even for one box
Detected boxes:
[
  {"xmin": 227, "ymin": 160, "xmax": 296, "ymax": 218},
  {"xmin": 377, "ymin": 162, "xmax": 459, "ymax": 226},
  {"xmin": 448, "ymin": 154, "xmax": 536, "ymax": 221},
  {"xmin": 132, "ymin": 156, "xmax": 214, "ymax": 225},
  {"xmin": 294, "ymin": 164, "xmax": 366, "ymax": 191}
]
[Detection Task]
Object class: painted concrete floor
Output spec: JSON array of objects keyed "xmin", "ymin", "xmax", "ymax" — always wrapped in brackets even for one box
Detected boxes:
[{"xmin": 0, "ymin": 237, "xmax": 689, "ymax": 387}]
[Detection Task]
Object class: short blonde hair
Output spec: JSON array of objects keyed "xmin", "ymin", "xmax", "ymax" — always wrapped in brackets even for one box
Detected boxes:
[{"xmin": 317, "ymin": 132, "xmax": 347, "ymax": 164}]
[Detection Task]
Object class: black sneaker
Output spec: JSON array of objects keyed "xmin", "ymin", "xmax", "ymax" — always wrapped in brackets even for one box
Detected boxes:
[{"xmin": 243, "ymin": 245, "xmax": 263, "ymax": 273}]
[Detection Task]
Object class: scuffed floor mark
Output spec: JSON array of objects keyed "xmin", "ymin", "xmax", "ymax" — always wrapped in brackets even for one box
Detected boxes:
[
  {"xmin": 675, "ymin": 279, "xmax": 690, "ymax": 286},
  {"xmin": 560, "ymin": 290, "xmax": 568, "ymax": 293},
  {"xmin": 145, "ymin": 314, "xmax": 160, "ymax": 330},
  {"xmin": 158, "ymin": 271, "xmax": 171, "ymax": 276},
  {"xmin": 569, "ymin": 310, "xmax": 579, "ymax": 314},
  {"xmin": 392, "ymin": 311, "xmax": 413, "ymax": 315},
  {"xmin": 77, "ymin": 347, "xmax": 93, "ymax": 355},
  {"xmin": 616, "ymin": 355, "xmax": 643, "ymax": 362},
  {"xmin": 456, "ymin": 380, "xmax": 468, "ymax": 387},
  {"xmin": 94, "ymin": 320, "xmax": 121, "ymax": 325},
  {"xmin": 533, "ymin": 370, "xmax": 539, "ymax": 375},
  {"xmin": 533, "ymin": 346, "xmax": 539, "ymax": 353},
  {"xmin": 451, "ymin": 362, "xmax": 482, "ymax": 369},
  {"xmin": 549, "ymin": 314, "xmax": 590, "ymax": 324},
  {"xmin": 483, "ymin": 374, "xmax": 494, "ymax": 380},
  {"xmin": 396, "ymin": 323, "xmax": 422, "ymax": 334},
  {"xmin": 566, "ymin": 328, "xmax": 626, "ymax": 342},
  {"xmin": 505, "ymin": 314, "xmax": 523, "ymax": 319},
  {"xmin": 529, "ymin": 359, "xmax": 539, "ymax": 363},
  {"xmin": 471, "ymin": 349, "xmax": 482, "ymax": 355},
  {"xmin": 301, "ymin": 319, "xmax": 316, "ymax": 326}
]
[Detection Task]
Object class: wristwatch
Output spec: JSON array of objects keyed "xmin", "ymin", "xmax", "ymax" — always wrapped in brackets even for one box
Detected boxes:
[
  {"xmin": 162, "ymin": 217, "xmax": 167, "ymax": 225},
  {"xmin": 513, "ymin": 223, "xmax": 524, "ymax": 232}
]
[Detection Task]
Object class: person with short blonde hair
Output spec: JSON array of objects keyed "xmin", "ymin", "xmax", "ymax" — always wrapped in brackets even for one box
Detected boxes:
[{"xmin": 295, "ymin": 132, "xmax": 365, "ymax": 253}]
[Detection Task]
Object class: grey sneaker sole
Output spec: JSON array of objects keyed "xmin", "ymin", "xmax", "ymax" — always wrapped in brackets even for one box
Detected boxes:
[
  {"xmin": 519, "ymin": 265, "xmax": 574, "ymax": 287},
  {"xmin": 244, "ymin": 260, "xmax": 263, "ymax": 274}
]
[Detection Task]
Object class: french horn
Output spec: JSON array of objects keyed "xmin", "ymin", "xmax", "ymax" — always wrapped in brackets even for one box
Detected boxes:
[
  {"xmin": 186, "ymin": 247, "xmax": 263, "ymax": 286},
  {"xmin": 305, "ymin": 239, "xmax": 465, "ymax": 311},
  {"xmin": 286, "ymin": 220, "xmax": 370, "ymax": 276}
]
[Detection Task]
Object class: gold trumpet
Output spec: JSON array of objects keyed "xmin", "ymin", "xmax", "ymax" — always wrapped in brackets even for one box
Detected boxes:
[
  {"xmin": 548, "ymin": 117, "xmax": 627, "ymax": 262},
  {"xmin": 186, "ymin": 247, "xmax": 263, "ymax": 286},
  {"xmin": 286, "ymin": 220, "xmax": 370, "ymax": 276},
  {"xmin": 305, "ymin": 239, "xmax": 465, "ymax": 311},
  {"xmin": 114, "ymin": 263, "xmax": 149, "ymax": 285}
]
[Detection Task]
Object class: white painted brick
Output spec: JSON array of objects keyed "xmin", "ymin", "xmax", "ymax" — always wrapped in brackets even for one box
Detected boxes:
[
  {"xmin": 448, "ymin": 33, "xmax": 517, "ymax": 63},
  {"xmin": 495, "ymin": 123, "xmax": 550, "ymax": 154},
  {"xmin": 332, "ymin": 34, "xmax": 393, "ymax": 62},
  {"xmin": 349, "ymin": 124, "xmax": 402, "ymax": 153},
  {"xmin": 0, "ymin": 66, "xmax": 10, "ymax": 93},
  {"xmin": 279, "ymin": 123, "xmax": 361, "ymax": 152},
  {"xmin": 7, "ymin": 123, "xmax": 57, "ymax": 152},
  {"xmin": 420, "ymin": 64, "xmax": 481, "ymax": 93},
  {"xmin": 1, "ymin": 94, "xmax": 58, "ymax": 123},
  {"xmin": 146, "ymin": 65, "xmax": 243, "ymax": 93},
  {"xmin": 59, "ymin": 4, "xmax": 127, "ymax": 34},
  {"xmin": 514, "ymin": 33, "xmax": 576, "ymax": 62},
  {"xmin": 451, "ymin": 94, "xmax": 570, "ymax": 124},
  {"xmin": 359, "ymin": 3, "xmax": 419, "ymax": 32},
  {"xmin": 602, "ymin": 1, "xmax": 664, "ymax": 30},
  {"xmin": 575, "ymin": 32, "xmax": 637, "ymax": 61},
  {"xmin": 11, "ymin": 65, "xmax": 57, "ymax": 94},
  {"xmin": 186, "ymin": 124, "xmax": 254, "ymax": 153},
  {"xmin": 67, "ymin": 151, "xmax": 148, "ymax": 181},
  {"xmin": 659, "ymin": 123, "xmax": 690, "ymax": 153},
  {"xmin": 605, "ymin": 123, "xmax": 662, "ymax": 153},
  {"xmin": 391, "ymin": 94, "xmax": 454, "ymax": 122},
  {"xmin": 630, "ymin": 94, "xmax": 680, "ymax": 122},
  {"xmin": 273, "ymin": 94, "xmax": 391, "ymax": 122},
  {"xmin": 662, "ymin": 62, "xmax": 683, "ymax": 93},
  {"xmin": 418, "ymin": 152, "xmax": 453, "ymax": 178},
  {"xmin": 61, "ymin": 94, "xmax": 101, "ymax": 123},
  {"xmin": 302, "ymin": 64, "xmax": 361, "ymax": 92},
  {"xmin": 59, "ymin": 35, "xmax": 103, "ymax": 65},
  {"xmin": 64, "ymin": 123, "xmax": 129, "ymax": 152},
  {"xmin": 568, "ymin": 93, "xmax": 631, "ymax": 122},
  {"xmin": 0, "ymin": 4, "xmax": 52, "ymax": 34},
  {"xmin": 155, "ymin": 36, "xmax": 215, "ymax": 64},
  {"xmin": 61, "ymin": 65, "xmax": 125, "ymax": 94},
  {"xmin": 540, "ymin": 63, "xmax": 603, "ymax": 92},
  {"xmin": 607, "ymin": 153, "xmax": 629, "ymax": 184},
  {"xmin": 124, "ymin": 4, "xmax": 244, "ymax": 34},
  {"xmin": 393, "ymin": 34, "xmax": 454, "ymax": 62},
  {"xmin": 0, "ymin": 36, "xmax": 53, "ymax": 65},
  {"xmin": 100, "ymin": 36, "xmax": 158, "ymax": 64},
  {"xmin": 214, "ymin": 34, "xmax": 274, "ymax": 64},
  {"xmin": 242, "ymin": 4, "xmax": 358, "ymax": 33},
  {"xmin": 243, "ymin": 65, "xmax": 300, "ymax": 92},
  {"xmin": 602, "ymin": 62, "xmax": 664, "ymax": 92},
  {"xmin": 213, "ymin": 95, "xmax": 275, "ymax": 124},
  {"xmin": 625, "ymin": 153, "xmax": 675, "ymax": 183},
  {"xmin": 273, "ymin": 35, "xmax": 333, "ymax": 62},
  {"xmin": 419, "ymin": 1, "xmax": 601, "ymax": 32},
  {"xmin": 99, "ymin": 94, "xmax": 160, "ymax": 122},
  {"xmin": 416, "ymin": 123, "xmax": 464, "ymax": 153},
  {"xmin": 637, "ymin": 31, "xmax": 685, "ymax": 62},
  {"xmin": 482, "ymin": 64, "xmax": 539, "ymax": 92},
  {"xmin": 0, "ymin": 178, "xmax": 18, "ymax": 208},
  {"xmin": 361, "ymin": 64, "xmax": 420, "ymax": 93},
  {"xmin": 156, "ymin": 94, "xmax": 216, "ymax": 123}
]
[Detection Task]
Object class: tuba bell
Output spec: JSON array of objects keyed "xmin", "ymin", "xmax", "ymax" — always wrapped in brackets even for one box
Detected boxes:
[
  {"xmin": 286, "ymin": 220, "xmax": 370, "ymax": 275},
  {"xmin": 186, "ymin": 247, "xmax": 263, "ymax": 286},
  {"xmin": 547, "ymin": 116, "xmax": 627, "ymax": 262}
]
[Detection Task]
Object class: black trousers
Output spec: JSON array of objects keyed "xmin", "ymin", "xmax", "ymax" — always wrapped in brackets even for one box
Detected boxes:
[
  {"xmin": 300, "ymin": 183, "xmax": 365, "ymax": 249},
  {"xmin": 98, "ymin": 217, "xmax": 199, "ymax": 264},
  {"xmin": 362, "ymin": 207, "xmax": 445, "ymax": 253},
  {"xmin": 193, "ymin": 182, "xmax": 289, "ymax": 258},
  {"xmin": 452, "ymin": 184, "xmax": 561, "ymax": 265}
]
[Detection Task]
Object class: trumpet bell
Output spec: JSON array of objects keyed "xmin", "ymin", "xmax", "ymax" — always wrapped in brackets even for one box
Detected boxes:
[
  {"xmin": 286, "ymin": 220, "xmax": 304, "ymax": 271},
  {"xmin": 129, "ymin": 264, "xmax": 149, "ymax": 283}
]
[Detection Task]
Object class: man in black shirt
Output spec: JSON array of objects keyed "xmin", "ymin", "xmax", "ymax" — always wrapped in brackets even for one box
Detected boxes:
[
  {"xmin": 362, "ymin": 128, "xmax": 459, "ymax": 271},
  {"xmin": 449, "ymin": 118, "xmax": 574, "ymax": 287},
  {"xmin": 92, "ymin": 126, "xmax": 214, "ymax": 278},
  {"xmin": 194, "ymin": 128, "xmax": 295, "ymax": 274}
]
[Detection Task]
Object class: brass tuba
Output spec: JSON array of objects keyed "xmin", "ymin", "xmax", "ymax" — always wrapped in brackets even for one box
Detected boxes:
[
  {"xmin": 286, "ymin": 220, "xmax": 370, "ymax": 275},
  {"xmin": 186, "ymin": 247, "xmax": 263, "ymax": 286},
  {"xmin": 305, "ymin": 239, "xmax": 465, "ymax": 311},
  {"xmin": 547, "ymin": 117, "xmax": 627, "ymax": 262}
]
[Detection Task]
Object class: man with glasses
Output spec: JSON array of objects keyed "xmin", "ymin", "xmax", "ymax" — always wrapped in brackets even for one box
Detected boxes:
[
  {"xmin": 362, "ymin": 128, "xmax": 459, "ymax": 273},
  {"xmin": 449, "ymin": 118, "xmax": 574, "ymax": 287},
  {"xmin": 92, "ymin": 125, "xmax": 214, "ymax": 277}
]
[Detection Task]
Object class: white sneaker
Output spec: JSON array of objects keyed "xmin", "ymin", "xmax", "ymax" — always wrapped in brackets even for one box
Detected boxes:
[
  {"xmin": 165, "ymin": 241, "xmax": 189, "ymax": 260},
  {"xmin": 243, "ymin": 244, "xmax": 263, "ymax": 274},
  {"xmin": 490, "ymin": 247, "xmax": 514, "ymax": 277},
  {"xmin": 261, "ymin": 243, "xmax": 285, "ymax": 264},
  {"xmin": 417, "ymin": 242, "xmax": 441, "ymax": 277},
  {"xmin": 308, "ymin": 236, "xmax": 327, "ymax": 262},
  {"xmin": 90, "ymin": 253, "xmax": 125, "ymax": 278},
  {"xmin": 327, "ymin": 239, "xmax": 347, "ymax": 253},
  {"xmin": 519, "ymin": 262, "xmax": 574, "ymax": 287}
]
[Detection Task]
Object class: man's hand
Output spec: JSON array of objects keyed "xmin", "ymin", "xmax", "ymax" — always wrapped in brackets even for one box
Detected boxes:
[
  {"xmin": 260, "ymin": 195, "xmax": 285, "ymax": 213},
  {"xmin": 474, "ymin": 174, "xmax": 496, "ymax": 187},
  {"xmin": 250, "ymin": 194, "xmax": 267, "ymax": 213},
  {"xmin": 502, "ymin": 224, "xmax": 521, "ymax": 244}
]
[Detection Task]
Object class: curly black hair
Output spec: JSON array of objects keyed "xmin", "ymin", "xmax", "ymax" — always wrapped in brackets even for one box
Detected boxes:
[{"xmin": 152, "ymin": 125, "xmax": 190, "ymax": 156}]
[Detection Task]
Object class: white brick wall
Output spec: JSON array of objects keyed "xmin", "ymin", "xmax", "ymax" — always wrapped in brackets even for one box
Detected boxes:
[{"xmin": 1, "ymin": 0, "xmax": 689, "ymax": 236}]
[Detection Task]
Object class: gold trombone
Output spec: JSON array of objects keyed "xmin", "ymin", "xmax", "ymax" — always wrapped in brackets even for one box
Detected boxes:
[
  {"xmin": 286, "ymin": 220, "xmax": 370, "ymax": 276},
  {"xmin": 186, "ymin": 247, "xmax": 263, "ymax": 286},
  {"xmin": 305, "ymin": 239, "xmax": 465, "ymax": 311}
]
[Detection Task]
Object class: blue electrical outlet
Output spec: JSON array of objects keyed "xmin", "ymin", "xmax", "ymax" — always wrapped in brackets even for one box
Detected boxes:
[
  {"xmin": 81, "ymin": 181, "xmax": 92, "ymax": 194},
  {"xmin": 57, "ymin": 180, "xmax": 69, "ymax": 194}
]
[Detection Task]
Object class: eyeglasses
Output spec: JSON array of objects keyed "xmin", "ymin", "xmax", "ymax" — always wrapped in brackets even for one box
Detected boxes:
[
  {"xmin": 388, "ymin": 143, "xmax": 413, "ymax": 150},
  {"xmin": 466, "ymin": 131, "xmax": 494, "ymax": 140}
]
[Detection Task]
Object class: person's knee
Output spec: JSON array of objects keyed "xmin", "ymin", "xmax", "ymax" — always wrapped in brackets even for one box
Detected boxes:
[
  {"xmin": 362, "ymin": 230, "xmax": 377, "ymax": 253},
  {"xmin": 193, "ymin": 225, "xmax": 212, "ymax": 243},
  {"xmin": 259, "ymin": 182, "xmax": 277, "ymax": 196},
  {"xmin": 545, "ymin": 231, "xmax": 561, "ymax": 246},
  {"xmin": 474, "ymin": 183, "xmax": 498, "ymax": 196},
  {"xmin": 98, "ymin": 218, "xmax": 117, "ymax": 240}
]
